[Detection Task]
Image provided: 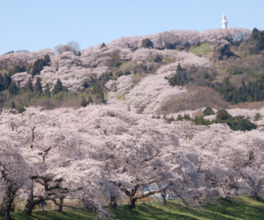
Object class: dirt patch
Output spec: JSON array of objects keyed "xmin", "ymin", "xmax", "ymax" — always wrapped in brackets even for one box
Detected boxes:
[{"xmin": 159, "ymin": 86, "xmax": 229, "ymax": 114}]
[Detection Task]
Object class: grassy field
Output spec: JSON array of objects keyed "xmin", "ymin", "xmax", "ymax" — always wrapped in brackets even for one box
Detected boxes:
[
  {"xmin": 190, "ymin": 43, "xmax": 212, "ymax": 56},
  {"xmin": 2, "ymin": 197, "xmax": 264, "ymax": 220}
]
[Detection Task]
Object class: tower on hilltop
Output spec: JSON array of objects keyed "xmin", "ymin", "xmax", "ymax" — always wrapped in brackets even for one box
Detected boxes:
[{"xmin": 222, "ymin": 14, "xmax": 228, "ymax": 29}]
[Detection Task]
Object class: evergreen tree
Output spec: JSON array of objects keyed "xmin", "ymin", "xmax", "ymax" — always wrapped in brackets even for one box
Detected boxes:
[
  {"xmin": 3, "ymin": 74, "xmax": 11, "ymax": 89},
  {"xmin": 8, "ymin": 82, "xmax": 19, "ymax": 95},
  {"xmin": 31, "ymin": 55, "xmax": 51, "ymax": 77},
  {"xmin": 44, "ymin": 84, "xmax": 51, "ymax": 97},
  {"xmin": 0, "ymin": 74, "xmax": 4, "ymax": 91},
  {"xmin": 100, "ymin": 43, "xmax": 107, "ymax": 49},
  {"xmin": 52, "ymin": 79, "xmax": 63, "ymax": 94},
  {"xmin": 142, "ymin": 38, "xmax": 154, "ymax": 48},
  {"xmin": 35, "ymin": 77, "xmax": 43, "ymax": 94},
  {"xmin": 10, "ymin": 101, "xmax": 16, "ymax": 109},
  {"xmin": 81, "ymin": 98, "xmax": 87, "ymax": 107},
  {"xmin": 87, "ymin": 96, "xmax": 93, "ymax": 104},
  {"xmin": 25, "ymin": 78, "xmax": 33, "ymax": 92},
  {"xmin": 43, "ymin": 55, "xmax": 51, "ymax": 66}
]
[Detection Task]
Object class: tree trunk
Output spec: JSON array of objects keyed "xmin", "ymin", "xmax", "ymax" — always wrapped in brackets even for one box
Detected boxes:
[
  {"xmin": 23, "ymin": 200, "xmax": 41, "ymax": 216},
  {"xmin": 23, "ymin": 188, "xmax": 42, "ymax": 216},
  {"xmin": 162, "ymin": 194, "xmax": 167, "ymax": 205},
  {"xmin": 253, "ymin": 192, "xmax": 260, "ymax": 201},
  {"xmin": 110, "ymin": 195, "xmax": 117, "ymax": 209},
  {"xmin": 58, "ymin": 198, "xmax": 64, "ymax": 213},
  {"xmin": 128, "ymin": 197, "xmax": 137, "ymax": 209},
  {"xmin": 0, "ymin": 190, "xmax": 15, "ymax": 220}
]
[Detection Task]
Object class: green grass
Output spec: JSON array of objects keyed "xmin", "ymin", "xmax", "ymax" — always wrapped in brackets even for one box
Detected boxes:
[
  {"xmin": 4, "ymin": 209, "xmax": 97, "ymax": 220},
  {"xmin": 190, "ymin": 43, "xmax": 212, "ymax": 56},
  {"xmin": 113, "ymin": 197, "xmax": 264, "ymax": 220},
  {"xmin": 2, "ymin": 197, "xmax": 264, "ymax": 220}
]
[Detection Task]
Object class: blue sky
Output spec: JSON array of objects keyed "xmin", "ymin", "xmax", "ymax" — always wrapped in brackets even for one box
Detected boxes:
[{"xmin": 0, "ymin": 0, "xmax": 263, "ymax": 54}]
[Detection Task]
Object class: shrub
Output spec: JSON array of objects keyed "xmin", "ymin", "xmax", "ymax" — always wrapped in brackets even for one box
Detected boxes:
[
  {"xmin": 227, "ymin": 116, "xmax": 257, "ymax": 131},
  {"xmin": 203, "ymin": 107, "xmax": 215, "ymax": 116},
  {"xmin": 216, "ymin": 109, "xmax": 231, "ymax": 121},
  {"xmin": 183, "ymin": 114, "xmax": 191, "ymax": 120},
  {"xmin": 254, "ymin": 113, "xmax": 261, "ymax": 121},
  {"xmin": 154, "ymin": 55, "xmax": 162, "ymax": 63},
  {"xmin": 193, "ymin": 116, "xmax": 212, "ymax": 126},
  {"xmin": 177, "ymin": 114, "xmax": 183, "ymax": 121}
]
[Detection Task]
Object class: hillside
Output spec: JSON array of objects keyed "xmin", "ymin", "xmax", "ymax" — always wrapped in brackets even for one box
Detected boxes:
[
  {"xmin": 0, "ymin": 28, "xmax": 264, "ymax": 219},
  {"xmin": 0, "ymin": 28, "xmax": 254, "ymax": 113}
]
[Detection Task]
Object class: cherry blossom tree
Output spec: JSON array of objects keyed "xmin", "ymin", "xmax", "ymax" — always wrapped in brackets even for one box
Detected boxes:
[{"xmin": 0, "ymin": 140, "xmax": 29, "ymax": 220}]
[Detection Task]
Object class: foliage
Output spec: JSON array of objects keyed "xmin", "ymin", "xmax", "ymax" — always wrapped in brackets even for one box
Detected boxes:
[
  {"xmin": 218, "ymin": 44, "xmax": 236, "ymax": 60},
  {"xmin": 153, "ymin": 55, "xmax": 162, "ymax": 63},
  {"xmin": 81, "ymin": 96, "xmax": 93, "ymax": 107},
  {"xmin": 142, "ymin": 38, "xmax": 154, "ymax": 48},
  {"xmin": 34, "ymin": 77, "xmax": 43, "ymax": 95},
  {"xmin": 2, "ymin": 74, "xmax": 11, "ymax": 90},
  {"xmin": 193, "ymin": 116, "xmax": 213, "ymax": 126},
  {"xmin": 25, "ymin": 79, "xmax": 33, "ymax": 92},
  {"xmin": 216, "ymin": 77, "xmax": 264, "ymax": 104},
  {"xmin": 169, "ymin": 109, "xmax": 256, "ymax": 131},
  {"xmin": 227, "ymin": 116, "xmax": 257, "ymax": 131},
  {"xmin": 8, "ymin": 82, "xmax": 19, "ymax": 95},
  {"xmin": 164, "ymin": 42, "xmax": 176, "ymax": 49},
  {"xmin": 9, "ymin": 65, "xmax": 26, "ymax": 75},
  {"xmin": 31, "ymin": 55, "xmax": 50, "ymax": 77},
  {"xmin": 254, "ymin": 113, "xmax": 261, "ymax": 121},
  {"xmin": 52, "ymin": 79, "xmax": 63, "ymax": 95},
  {"xmin": 250, "ymin": 28, "xmax": 264, "ymax": 52},
  {"xmin": 216, "ymin": 109, "xmax": 231, "ymax": 120},
  {"xmin": 168, "ymin": 63, "xmax": 190, "ymax": 86},
  {"xmin": 100, "ymin": 42, "xmax": 107, "ymax": 49},
  {"xmin": 203, "ymin": 107, "xmax": 215, "ymax": 116}
]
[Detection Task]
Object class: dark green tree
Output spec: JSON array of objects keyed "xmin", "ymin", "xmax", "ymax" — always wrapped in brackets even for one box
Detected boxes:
[
  {"xmin": 31, "ymin": 55, "xmax": 51, "ymax": 77},
  {"xmin": 227, "ymin": 116, "xmax": 257, "ymax": 131},
  {"xmin": 44, "ymin": 84, "xmax": 51, "ymax": 97},
  {"xmin": 52, "ymin": 79, "xmax": 63, "ymax": 94},
  {"xmin": 10, "ymin": 101, "xmax": 16, "ymax": 109},
  {"xmin": 43, "ymin": 55, "xmax": 51, "ymax": 66},
  {"xmin": 31, "ymin": 58, "xmax": 44, "ymax": 76},
  {"xmin": 3, "ymin": 74, "xmax": 11, "ymax": 89},
  {"xmin": 142, "ymin": 38, "xmax": 154, "ymax": 48},
  {"xmin": 81, "ymin": 98, "xmax": 87, "ymax": 107},
  {"xmin": 8, "ymin": 82, "xmax": 19, "ymax": 95},
  {"xmin": 216, "ymin": 109, "xmax": 231, "ymax": 121},
  {"xmin": 203, "ymin": 107, "xmax": 215, "ymax": 116},
  {"xmin": 100, "ymin": 43, "xmax": 107, "ymax": 49},
  {"xmin": 168, "ymin": 63, "xmax": 189, "ymax": 86},
  {"xmin": 87, "ymin": 96, "xmax": 93, "ymax": 104},
  {"xmin": 34, "ymin": 77, "xmax": 43, "ymax": 94},
  {"xmin": 0, "ymin": 74, "xmax": 4, "ymax": 91},
  {"xmin": 25, "ymin": 78, "xmax": 33, "ymax": 92}
]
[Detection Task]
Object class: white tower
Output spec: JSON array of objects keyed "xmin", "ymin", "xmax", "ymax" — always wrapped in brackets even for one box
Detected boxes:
[{"xmin": 222, "ymin": 14, "xmax": 228, "ymax": 29}]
